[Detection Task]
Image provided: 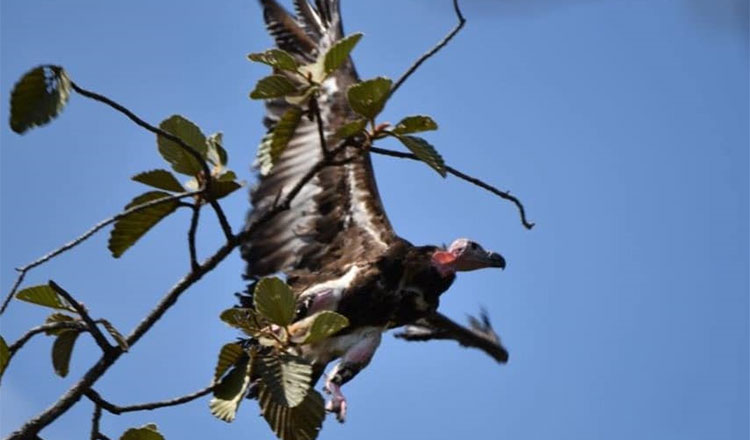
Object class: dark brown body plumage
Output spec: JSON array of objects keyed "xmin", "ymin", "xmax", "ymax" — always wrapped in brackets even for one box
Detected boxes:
[{"xmin": 333, "ymin": 241, "xmax": 456, "ymax": 330}]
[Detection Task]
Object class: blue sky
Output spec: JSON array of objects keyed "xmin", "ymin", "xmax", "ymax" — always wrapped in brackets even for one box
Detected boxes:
[{"xmin": 1, "ymin": 1, "xmax": 747, "ymax": 439}]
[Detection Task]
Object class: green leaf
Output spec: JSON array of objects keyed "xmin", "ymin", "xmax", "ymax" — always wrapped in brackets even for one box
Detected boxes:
[
  {"xmin": 108, "ymin": 191, "xmax": 180, "ymax": 258},
  {"xmin": 119, "ymin": 424, "xmax": 165, "ymax": 440},
  {"xmin": 395, "ymin": 135, "xmax": 447, "ymax": 177},
  {"xmin": 132, "ymin": 170, "xmax": 185, "ymax": 193},
  {"xmin": 217, "ymin": 170, "xmax": 237, "ymax": 182},
  {"xmin": 323, "ymin": 33, "xmax": 363, "ymax": 76},
  {"xmin": 259, "ymin": 384, "xmax": 325, "ymax": 440},
  {"xmin": 0, "ymin": 336, "xmax": 9, "ymax": 380},
  {"xmin": 250, "ymin": 75, "xmax": 299, "ymax": 100},
  {"xmin": 254, "ymin": 277, "xmax": 296, "ymax": 326},
  {"xmin": 44, "ymin": 313, "xmax": 79, "ymax": 336},
  {"xmin": 98, "ymin": 319, "xmax": 129, "ymax": 351},
  {"xmin": 347, "ymin": 77, "xmax": 392, "ymax": 120},
  {"xmin": 284, "ymin": 85, "xmax": 318, "ymax": 106},
  {"xmin": 248, "ymin": 49, "xmax": 299, "ymax": 72},
  {"xmin": 256, "ymin": 107, "xmax": 303, "ymax": 175},
  {"xmin": 298, "ymin": 56, "xmax": 326, "ymax": 84},
  {"xmin": 51, "ymin": 330, "xmax": 80, "ymax": 377},
  {"xmin": 208, "ymin": 180, "xmax": 242, "ymax": 201},
  {"xmin": 10, "ymin": 65, "xmax": 71, "ymax": 134},
  {"xmin": 334, "ymin": 118, "xmax": 368, "ymax": 140},
  {"xmin": 304, "ymin": 311, "xmax": 349, "ymax": 344},
  {"xmin": 16, "ymin": 285, "xmax": 75, "ymax": 312},
  {"xmin": 256, "ymin": 354, "xmax": 312, "ymax": 408},
  {"xmin": 219, "ymin": 308, "xmax": 262, "ymax": 336},
  {"xmin": 210, "ymin": 357, "xmax": 253, "ymax": 422},
  {"xmin": 392, "ymin": 115, "xmax": 438, "ymax": 135},
  {"xmin": 214, "ymin": 343, "xmax": 246, "ymax": 383},
  {"xmin": 157, "ymin": 115, "xmax": 208, "ymax": 176},
  {"xmin": 207, "ymin": 132, "xmax": 228, "ymax": 167}
]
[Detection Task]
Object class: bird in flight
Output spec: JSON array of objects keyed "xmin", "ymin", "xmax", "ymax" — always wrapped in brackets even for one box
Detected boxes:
[{"xmin": 242, "ymin": 0, "xmax": 510, "ymax": 423}]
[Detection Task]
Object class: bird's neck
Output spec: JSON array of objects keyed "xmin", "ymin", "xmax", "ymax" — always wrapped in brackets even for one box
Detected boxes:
[{"xmin": 431, "ymin": 250, "xmax": 457, "ymax": 278}]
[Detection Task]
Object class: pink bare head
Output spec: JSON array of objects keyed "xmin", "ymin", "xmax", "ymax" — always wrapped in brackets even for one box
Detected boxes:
[{"xmin": 447, "ymin": 238, "xmax": 506, "ymax": 272}]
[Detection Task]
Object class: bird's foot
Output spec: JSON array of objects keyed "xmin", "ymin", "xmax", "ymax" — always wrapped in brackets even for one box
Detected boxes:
[{"xmin": 324, "ymin": 378, "xmax": 347, "ymax": 423}]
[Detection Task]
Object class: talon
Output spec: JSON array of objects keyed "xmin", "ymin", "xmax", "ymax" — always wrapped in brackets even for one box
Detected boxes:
[{"xmin": 324, "ymin": 377, "xmax": 348, "ymax": 423}]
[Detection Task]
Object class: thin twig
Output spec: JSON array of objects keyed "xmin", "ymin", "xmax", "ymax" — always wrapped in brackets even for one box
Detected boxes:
[
  {"xmin": 0, "ymin": 190, "xmax": 202, "ymax": 316},
  {"xmin": 7, "ymin": 322, "xmax": 88, "ymax": 359},
  {"xmin": 309, "ymin": 97, "xmax": 329, "ymax": 157},
  {"xmin": 84, "ymin": 386, "xmax": 214, "ymax": 415},
  {"xmin": 370, "ymin": 146, "xmax": 534, "ymax": 229},
  {"xmin": 2, "ymin": 272, "xmax": 27, "ymax": 316},
  {"xmin": 68, "ymin": 81, "xmax": 234, "ymax": 241},
  {"xmin": 1, "ymin": 321, "xmax": 88, "ymax": 387},
  {"xmin": 90, "ymin": 405, "xmax": 102, "ymax": 440},
  {"xmin": 188, "ymin": 205, "xmax": 201, "ymax": 271},
  {"xmin": 389, "ymin": 0, "xmax": 466, "ymax": 99},
  {"xmin": 49, "ymin": 281, "xmax": 112, "ymax": 352}
]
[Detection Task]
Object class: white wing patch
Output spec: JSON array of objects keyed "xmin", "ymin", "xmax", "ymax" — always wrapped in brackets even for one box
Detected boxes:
[
  {"xmin": 345, "ymin": 163, "xmax": 388, "ymax": 249},
  {"xmin": 299, "ymin": 264, "xmax": 362, "ymax": 301}
]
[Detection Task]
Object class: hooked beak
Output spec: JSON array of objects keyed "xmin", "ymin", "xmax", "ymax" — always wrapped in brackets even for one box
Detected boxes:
[{"xmin": 486, "ymin": 251, "xmax": 506, "ymax": 270}]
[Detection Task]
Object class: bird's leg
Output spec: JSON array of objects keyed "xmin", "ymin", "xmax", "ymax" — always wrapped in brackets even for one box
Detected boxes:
[{"xmin": 324, "ymin": 328, "xmax": 381, "ymax": 423}]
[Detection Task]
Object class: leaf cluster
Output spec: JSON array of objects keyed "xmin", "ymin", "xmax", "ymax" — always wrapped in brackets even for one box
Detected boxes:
[
  {"xmin": 211, "ymin": 277, "xmax": 348, "ymax": 440},
  {"xmin": 8, "ymin": 67, "xmax": 245, "ymax": 259},
  {"xmin": 110, "ymin": 117, "xmax": 243, "ymax": 258},
  {"xmin": 0, "ymin": 283, "xmax": 127, "ymax": 381},
  {"xmin": 248, "ymin": 33, "xmax": 446, "ymax": 177}
]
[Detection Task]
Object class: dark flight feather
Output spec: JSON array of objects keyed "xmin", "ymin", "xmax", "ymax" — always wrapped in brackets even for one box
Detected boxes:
[{"xmin": 243, "ymin": 0, "xmax": 395, "ymax": 288}]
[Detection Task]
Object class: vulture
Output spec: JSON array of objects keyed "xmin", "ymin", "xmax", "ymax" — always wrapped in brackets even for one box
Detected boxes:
[{"xmin": 242, "ymin": 0, "xmax": 509, "ymax": 422}]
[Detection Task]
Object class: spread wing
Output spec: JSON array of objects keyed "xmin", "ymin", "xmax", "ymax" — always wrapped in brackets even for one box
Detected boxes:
[
  {"xmin": 242, "ymin": 0, "xmax": 397, "ymax": 288},
  {"xmin": 395, "ymin": 310, "xmax": 510, "ymax": 364}
]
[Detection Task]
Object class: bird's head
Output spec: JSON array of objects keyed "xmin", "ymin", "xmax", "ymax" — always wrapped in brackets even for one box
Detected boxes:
[{"xmin": 431, "ymin": 238, "xmax": 506, "ymax": 277}]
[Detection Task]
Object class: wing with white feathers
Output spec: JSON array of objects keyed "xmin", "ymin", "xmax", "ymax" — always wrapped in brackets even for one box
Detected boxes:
[{"xmin": 242, "ymin": 0, "xmax": 396, "ymax": 288}]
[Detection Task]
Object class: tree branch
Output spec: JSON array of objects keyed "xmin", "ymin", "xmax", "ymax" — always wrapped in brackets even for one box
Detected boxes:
[
  {"xmin": 48, "ymin": 281, "xmax": 112, "ymax": 353},
  {"xmin": 68, "ymin": 81, "xmax": 234, "ymax": 241},
  {"xmin": 370, "ymin": 146, "xmax": 534, "ymax": 229},
  {"xmin": 188, "ymin": 205, "xmax": 201, "ymax": 271},
  {"xmin": 2, "ymin": 145, "xmax": 354, "ymax": 440},
  {"xmin": 84, "ymin": 386, "xmax": 214, "ymax": 415},
  {"xmin": 389, "ymin": 0, "xmax": 466, "ymax": 99},
  {"xmin": 0, "ymin": 190, "xmax": 202, "ymax": 316}
]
